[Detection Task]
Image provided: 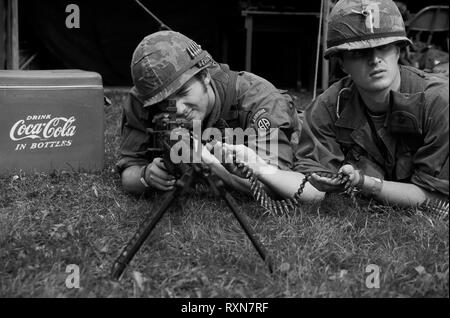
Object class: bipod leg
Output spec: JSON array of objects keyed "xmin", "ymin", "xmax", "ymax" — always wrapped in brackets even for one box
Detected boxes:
[
  {"xmin": 111, "ymin": 169, "xmax": 195, "ymax": 280},
  {"xmin": 110, "ymin": 188, "xmax": 179, "ymax": 279},
  {"xmin": 222, "ymin": 191, "xmax": 274, "ymax": 273}
]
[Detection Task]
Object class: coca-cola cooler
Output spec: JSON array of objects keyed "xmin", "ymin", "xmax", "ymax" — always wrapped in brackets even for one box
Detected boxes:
[{"xmin": 0, "ymin": 70, "xmax": 105, "ymax": 175}]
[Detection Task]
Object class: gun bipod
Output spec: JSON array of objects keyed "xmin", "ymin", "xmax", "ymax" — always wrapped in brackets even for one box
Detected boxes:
[{"xmin": 111, "ymin": 164, "xmax": 273, "ymax": 280}]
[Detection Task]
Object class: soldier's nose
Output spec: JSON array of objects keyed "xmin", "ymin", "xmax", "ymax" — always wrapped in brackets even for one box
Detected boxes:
[{"xmin": 369, "ymin": 49, "xmax": 383, "ymax": 65}]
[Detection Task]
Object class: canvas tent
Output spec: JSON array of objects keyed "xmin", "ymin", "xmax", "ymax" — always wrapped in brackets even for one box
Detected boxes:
[
  {"xmin": 1, "ymin": 0, "xmax": 326, "ymax": 88},
  {"xmin": 1, "ymin": 0, "xmax": 447, "ymax": 88}
]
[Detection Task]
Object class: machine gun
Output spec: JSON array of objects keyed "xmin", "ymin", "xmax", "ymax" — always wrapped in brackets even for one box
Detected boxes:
[{"xmin": 111, "ymin": 100, "xmax": 273, "ymax": 279}]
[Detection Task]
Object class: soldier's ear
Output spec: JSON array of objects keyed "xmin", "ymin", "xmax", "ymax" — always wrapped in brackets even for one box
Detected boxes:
[
  {"xmin": 394, "ymin": 44, "xmax": 401, "ymax": 60},
  {"xmin": 337, "ymin": 56, "xmax": 347, "ymax": 74},
  {"xmin": 203, "ymin": 72, "xmax": 211, "ymax": 85}
]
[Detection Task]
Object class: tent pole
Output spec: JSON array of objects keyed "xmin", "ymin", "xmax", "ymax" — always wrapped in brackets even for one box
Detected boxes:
[
  {"xmin": 0, "ymin": 0, "xmax": 6, "ymax": 69},
  {"xmin": 321, "ymin": 0, "xmax": 330, "ymax": 91},
  {"xmin": 313, "ymin": 0, "xmax": 324, "ymax": 101},
  {"xmin": 6, "ymin": 0, "xmax": 19, "ymax": 70}
]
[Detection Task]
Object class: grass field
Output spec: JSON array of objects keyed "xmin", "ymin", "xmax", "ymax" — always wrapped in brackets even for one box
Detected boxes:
[{"xmin": 0, "ymin": 90, "xmax": 448, "ymax": 298}]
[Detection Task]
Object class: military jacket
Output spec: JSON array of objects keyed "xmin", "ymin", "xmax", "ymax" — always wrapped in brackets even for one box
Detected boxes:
[
  {"xmin": 117, "ymin": 63, "xmax": 301, "ymax": 172},
  {"xmin": 295, "ymin": 65, "xmax": 449, "ymax": 196}
]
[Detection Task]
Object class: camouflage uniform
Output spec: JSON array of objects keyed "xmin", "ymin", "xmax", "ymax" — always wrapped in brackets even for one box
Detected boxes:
[
  {"xmin": 295, "ymin": 66, "xmax": 449, "ymax": 197},
  {"xmin": 117, "ymin": 31, "xmax": 301, "ymax": 173},
  {"xmin": 295, "ymin": 0, "xmax": 449, "ymax": 198}
]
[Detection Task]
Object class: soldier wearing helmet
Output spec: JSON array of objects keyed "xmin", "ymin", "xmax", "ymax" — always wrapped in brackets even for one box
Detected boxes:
[
  {"xmin": 117, "ymin": 31, "xmax": 301, "ymax": 195},
  {"xmin": 219, "ymin": 0, "xmax": 448, "ymax": 207}
]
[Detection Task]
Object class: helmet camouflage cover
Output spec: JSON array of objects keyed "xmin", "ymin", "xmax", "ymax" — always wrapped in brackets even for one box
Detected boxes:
[
  {"xmin": 131, "ymin": 31, "xmax": 213, "ymax": 107},
  {"xmin": 325, "ymin": 0, "xmax": 413, "ymax": 58}
]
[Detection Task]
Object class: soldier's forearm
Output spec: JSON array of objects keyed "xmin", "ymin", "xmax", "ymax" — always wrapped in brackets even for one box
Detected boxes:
[
  {"xmin": 358, "ymin": 176, "xmax": 430, "ymax": 207},
  {"xmin": 257, "ymin": 166, "xmax": 325, "ymax": 202},
  {"xmin": 121, "ymin": 165, "xmax": 150, "ymax": 195}
]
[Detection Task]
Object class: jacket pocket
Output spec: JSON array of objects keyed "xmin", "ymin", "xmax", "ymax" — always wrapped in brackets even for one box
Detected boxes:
[
  {"xmin": 388, "ymin": 91, "xmax": 425, "ymax": 135},
  {"xmin": 389, "ymin": 111, "xmax": 422, "ymax": 135}
]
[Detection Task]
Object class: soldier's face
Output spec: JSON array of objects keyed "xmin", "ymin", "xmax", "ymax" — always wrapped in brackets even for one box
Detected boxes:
[
  {"xmin": 341, "ymin": 44, "xmax": 401, "ymax": 92},
  {"xmin": 172, "ymin": 75, "xmax": 214, "ymax": 122}
]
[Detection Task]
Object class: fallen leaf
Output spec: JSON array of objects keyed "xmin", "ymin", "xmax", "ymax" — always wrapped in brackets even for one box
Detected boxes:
[
  {"xmin": 329, "ymin": 269, "xmax": 348, "ymax": 280},
  {"xmin": 415, "ymin": 265, "xmax": 427, "ymax": 275},
  {"xmin": 92, "ymin": 186, "xmax": 99, "ymax": 198},
  {"xmin": 132, "ymin": 271, "xmax": 146, "ymax": 291},
  {"xmin": 339, "ymin": 269, "xmax": 348, "ymax": 278},
  {"xmin": 279, "ymin": 262, "xmax": 291, "ymax": 273},
  {"xmin": 41, "ymin": 210, "xmax": 50, "ymax": 219}
]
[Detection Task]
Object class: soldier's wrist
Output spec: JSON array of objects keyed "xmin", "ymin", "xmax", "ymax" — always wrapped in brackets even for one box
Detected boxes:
[
  {"xmin": 256, "ymin": 163, "xmax": 278, "ymax": 178},
  {"xmin": 360, "ymin": 176, "xmax": 384, "ymax": 196},
  {"xmin": 355, "ymin": 170, "xmax": 365, "ymax": 189},
  {"xmin": 139, "ymin": 164, "xmax": 151, "ymax": 188}
]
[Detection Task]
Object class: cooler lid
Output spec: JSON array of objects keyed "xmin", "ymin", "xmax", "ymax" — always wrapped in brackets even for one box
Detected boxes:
[{"xmin": 0, "ymin": 70, "xmax": 103, "ymax": 87}]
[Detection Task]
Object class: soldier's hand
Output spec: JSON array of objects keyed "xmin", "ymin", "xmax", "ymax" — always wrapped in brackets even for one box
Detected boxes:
[
  {"xmin": 222, "ymin": 143, "xmax": 268, "ymax": 172},
  {"xmin": 338, "ymin": 164, "xmax": 361, "ymax": 189},
  {"xmin": 309, "ymin": 172, "xmax": 350, "ymax": 193},
  {"xmin": 200, "ymin": 142, "xmax": 240, "ymax": 186},
  {"xmin": 201, "ymin": 142, "xmax": 222, "ymax": 166},
  {"xmin": 144, "ymin": 158, "xmax": 176, "ymax": 191}
]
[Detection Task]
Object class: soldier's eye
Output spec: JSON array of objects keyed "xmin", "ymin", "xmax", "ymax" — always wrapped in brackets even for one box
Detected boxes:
[{"xmin": 347, "ymin": 50, "xmax": 366, "ymax": 58}]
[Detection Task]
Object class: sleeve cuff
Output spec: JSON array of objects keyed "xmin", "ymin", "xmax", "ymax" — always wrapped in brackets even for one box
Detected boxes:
[
  {"xmin": 411, "ymin": 170, "xmax": 449, "ymax": 197},
  {"xmin": 115, "ymin": 157, "xmax": 150, "ymax": 174}
]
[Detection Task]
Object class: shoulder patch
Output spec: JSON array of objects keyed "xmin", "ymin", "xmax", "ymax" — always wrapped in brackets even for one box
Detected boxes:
[
  {"xmin": 257, "ymin": 117, "xmax": 271, "ymax": 130},
  {"xmin": 251, "ymin": 109, "xmax": 267, "ymax": 124}
]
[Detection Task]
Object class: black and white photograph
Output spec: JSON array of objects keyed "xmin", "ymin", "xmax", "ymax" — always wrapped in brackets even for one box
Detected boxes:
[{"xmin": 0, "ymin": 0, "xmax": 448, "ymax": 301}]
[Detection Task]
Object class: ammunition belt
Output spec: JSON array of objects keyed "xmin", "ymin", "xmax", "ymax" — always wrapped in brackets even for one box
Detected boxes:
[
  {"xmin": 231, "ymin": 161, "xmax": 359, "ymax": 215},
  {"xmin": 230, "ymin": 161, "xmax": 449, "ymax": 219},
  {"xmin": 419, "ymin": 199, "xmax": 449, "ymax": 219}
]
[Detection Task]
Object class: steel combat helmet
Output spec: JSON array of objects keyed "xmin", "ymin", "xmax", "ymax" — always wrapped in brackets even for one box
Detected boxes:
[
  {"xmin": 131, "ymin": 31, "xmax": 213, "ymax": 107},
  {"xmin": 324, "ymin": 0, "xmax": 413, "ymax": 58}
]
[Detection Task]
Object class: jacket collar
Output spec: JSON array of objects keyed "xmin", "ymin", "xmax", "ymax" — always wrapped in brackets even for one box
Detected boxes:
[
  {"xmin": 334, "ymin": 66, "xmax": 427, "ymax": 130},
  {"xmin": 335, "ymin": 83, "xmax": 366, "ymax": 130}
]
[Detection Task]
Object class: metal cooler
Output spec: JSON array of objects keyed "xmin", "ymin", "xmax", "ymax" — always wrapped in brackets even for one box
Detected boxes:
[{"xmin": 0, "ymin": 70, "xmax": 105, "ymax": 175}]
